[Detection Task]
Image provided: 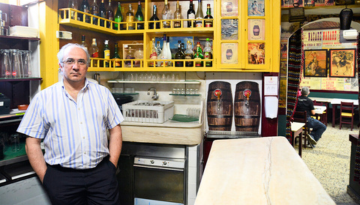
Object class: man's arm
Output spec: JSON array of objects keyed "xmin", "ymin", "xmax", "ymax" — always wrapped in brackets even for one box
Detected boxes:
[
  {"xmin": 108, "ymin": 124, "xmax": 122, "ymax": 168},
  {"xmin": 311, "ymin": 109, "xmax": 316, "ymax": 115},
  {"xmin": 25, "ymin": 137, "xmax": 47, "ymax": 183}
]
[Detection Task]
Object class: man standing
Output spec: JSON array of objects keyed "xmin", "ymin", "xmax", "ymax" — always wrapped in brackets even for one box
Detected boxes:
[
  {"xmin": 17, "ymin": 43, "xmax": 123, "ymax": 205},
  {"xmin": 296, "ymin": 87, "xmax": 327, "ymax": 148}
]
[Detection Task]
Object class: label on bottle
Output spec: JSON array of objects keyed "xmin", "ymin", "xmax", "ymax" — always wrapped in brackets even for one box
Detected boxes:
[
  {"xmin": 104, "ymin": 50, "xmax": 110, "ymax": 59},
  {"xmin": 109, "ymin": 17, "xmax": 114, "ymax": 21},
  {"xmin": 204, "ymin": 52, "xmax": 210, "ymax": 59},
  {"xmin": 188, "ymin": 14, "xmax": 195, "ymax": 19},
  {"xmin": 205, "ymin": 21, "xmax": 212, "ymax": 27},
  {"xmin": 195, "ymin": 17, "xmax": 203, "ymax": 27},
  {"xmin": 127, "ymin": 16, "xmax": 134, "ymax": 29},
  {"xmin": 115, "ymin": 59, "xmax": 121, "ymax": 67},
  {"xmin": 5, "ymin": 71, "xmax": 10, "ymax": 76},
  {"xmin": 149, "ymin": 52, "xmax": 157, "ymax": 66},
  {"xmin": 195, "ymin": 57, "xmax": 202, "ymax": 67},
  {"xmin": 174, "ymin": 21, "xmax": 181, "ymax": 28},
  {"xmin": 92, "ymin": 52, "xmax": 99, "ymax": 58},
  {"xmin": 12, "ymin": 71, "xmax": 17, "ymax": 77}
]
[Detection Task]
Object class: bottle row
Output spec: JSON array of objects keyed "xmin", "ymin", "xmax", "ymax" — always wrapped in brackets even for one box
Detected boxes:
[{"xmin": 65, "ymin": 0, "xmax": 213, "ymax": 31}]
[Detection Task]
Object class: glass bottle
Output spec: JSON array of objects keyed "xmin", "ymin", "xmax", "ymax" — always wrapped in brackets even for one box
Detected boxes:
[
  {"xmin": 204, "ymin": 4, "xmax": 213, "ymax": 27},
  {"xmin": 195, "ymin": 0, "xmax": 203, "ymax": 27},
  {"xmin": 135, "ymin": 1, "xmax": 144, "ymax": 29},
  {"xmin": 125, "ymin": 46, "xmax": 135, "ymax": 67},
  {"xmin": 99, "ymin": 0, "xmax": 106, "ymax": 27},
  {"xmin": 79, "ymin": 0, "xmax": 90, "ymax": 23},
  {"xmin": 104, "ymin": 40, "xmax": 110, "ymax": 67},
  {"xmin": 149, "ymin": 38, "xmax": 157, "ymax": 67},
  {"xmin": 91, "ymin": 0, "xmax": 99, "ymax": 25},
  {"xmin": 175, "ymin": 41, "xmax": 185, "ymax": 67},
  {"xmin": 68, "ymin": 0, "xmax": 78, "ymax": 20},
  {"xmin": 174, "ymin": 1, "xmax": 182, "ymax": 28},
  {"xmin": 158, "ymin": 34, "xmax": 167, "ymax": 67},
  {"xmin": 184, "ymin": 40, "xmax": 194, "ymax": 67},
  {"xmin": 194, "ymin": 42, "xmax": 203, "ymax": 67},
  {"xmin": 162, "ymin": 0, "xmax": 171, "ymax": 28},
  {"xmin": 90, "ymin": 38, "xmax": 99, "ymax": 67},
  {"xmin": 203, "ymin": 38, "xmax": 212, "ymax": 67},
  {"xmin": 165, "ymin": 36, "xmax": 172, "ymax": 66},
  {"xmin": 126, "ymin": 4, "xmax": 135, "ymax": 30},
  {"xmin": 106, "ymin": 0, "xmax": 114, "ymax": 28},
  {"xmin": 81, "ymin": 35, "xmax": 88, "ymax": 52},
  {"xmin": 156, "ymin": 41, "xmax": 162, "ymax": 56},
  {"xmin": 114, "ymin": 43, "xmax": 121, "ymax": 68},
  {"xmin": 149, "ymin": 5, "xmax": 160, "ymax": 29},
  {"xmin": 114, "ymin": 2, "xmax": 123, "ymax": 30},
  {"xmin": 134, "ymin": 47, "xmax": 143, "ymax": 67},
  {"xmin": 187, "ymin": 0, "xmax": 195, "ymax": 28}
]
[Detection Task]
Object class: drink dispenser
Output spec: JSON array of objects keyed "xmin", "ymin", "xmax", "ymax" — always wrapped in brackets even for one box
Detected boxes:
[
  {"xmin": 20, "ymin": 50, "xmax": 31, "ymax": 77},
  {"xmin": 9, "ymin": 49, "xmax": 21, "ymax": 78},
  {"xmin": 0, "ymin": 49, "xmax": 11, "ymax": 78}
]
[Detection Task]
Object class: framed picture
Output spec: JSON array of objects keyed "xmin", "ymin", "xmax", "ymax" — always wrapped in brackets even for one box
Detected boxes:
[
  {"xmin": 248, "ymin": 43, "xmax": 265, "ymax": 64},
  {"xmin": 303, "ymin": 50, "xmax": 328, "ymax": 77},
  {"xmin": 221, "ymin": 19, "xmax": 238, "ymax": 40},
  {"xmin": 221, "ymin": 0, "xmax": 238, "ymax": 17},
  {"xmin": 248, "ymin": 19, "xmax": 265, "ymax": 40},
  {"xmin": 221, "ymin": 43, "xmax": 238, "ymax": 64},
  {"xmin": 248, "ymin": 0, "xmax": 265, "ymax": 16},
  {"xmin": 329, "ymin": 49, "xmax": 356, "ymax": 78}
]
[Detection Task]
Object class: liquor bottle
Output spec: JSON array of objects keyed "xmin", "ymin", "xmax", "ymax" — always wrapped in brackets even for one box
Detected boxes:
[
  {"xmin": 187, "ymin": 0, "xmax": 195, "ymax": 28},
  {"xmin": 149, "ymin": 5, "xmax": 160, "ymax": 29},
  {"xmin": 99, "ymin": 0, "xmax": 106, "ymax": 27},
  {"xmin": 79, "ymin": 0, "xmax": 90, "ymax": 23},
  {"xmin": 203, "ymin": 38, "xmax": 212, "ymax": 67},
  {"xmin": 126, "ymin": 4, "xmax": 135, "ymax": 30},
  {"xmin": 156, "ymin": 41, "xmax": 161, "ymax": 56},
  {"xmin": 194, "ymin": 42, "xmax": 203, "ymax": 67},
  {"xmin": 135, "ymin": 1, "xmax": 144, "ymax": 29},
  {"xmin": 174, "ymin": 1, "xmax": 182, "ymax": 28},
  {"xmin": 195, "ymin": 0, "xmax": 203, "ymax": 27},
  {"xmin": 104, "ymin": 40, "xmax": 110, "ymax": 67},
  {"xmin": 106, "ymin": 0, "xmax": 114, "ymax": 28},
  {"xmin": 91, "ymin": 0, "xmax": 99, "ymax": 25},
  {"xmin": 175, "ymin": 41, "xmax": 185, "ymax": 67},
  {"xmin": 162, "ymin": 0, "xmax": 171, "ymax": 28},
  {"xmin": 114, "ymin": 43, "xmax": 121, "ymax": 67},
  {"xmin": 204, "ymin": 4, "xmax": 213, "ymax": 27},
  {"xmin": 81, "ymin": 35, "xmax": 88, "ymax": 51},
  {"xmin": 68, "ymin": 0, "xmax": 78, "ymax": 20},
  {"xmin": 184, "ymin": 40, "xmax": 194, "ymax": 67},
  {"xmin": 149, "ymin": 38, "xmax": 157, "ymax": 67},
  {"xmin": 125, "ymin": 46, "xmax": 135, "ymax": 67},
  {"xmin": 165, "ymin": 36, "xmax": 172, "ymax": 66},
  {"xmin": 90, "ymin": 38, "xmax": 99, "ymax": 67},
  {"xmin": 158, "ymin": 34, "xmax": 167, "ymax": 67},
  {"xmin": 114, "ymin": 2, "xmax": 123, "ymax": 30}
]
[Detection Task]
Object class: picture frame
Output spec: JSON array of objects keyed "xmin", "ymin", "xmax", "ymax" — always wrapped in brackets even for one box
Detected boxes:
[
  {"xmin": 221, "ymin": 0, "xmax": 239, "ymax": 17},
  {"xmin": 248, "ymin": 0, "xmax": 265, "ymax": 16},
  {"xmin": 329, "ymin": 49, "xmax": 356, "ymax": 78},
  {"xmin": 221, "ymin": 19, "xmax": 238, "ymax": 40},
  {"xmin": 303, "ymin": 49, "xmax": 328, "ymax": 78}
]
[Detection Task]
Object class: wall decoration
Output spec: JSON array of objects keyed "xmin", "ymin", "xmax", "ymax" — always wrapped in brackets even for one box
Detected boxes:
[
  {"xmin": 248, "ymin": 19, "xmax": 265, "ymax": 40},
  {"xmin": 221, "ymin": 19, "xmax": 238, "ymax": 40},
  {"xmin": 248, "ymin": 43, "xmax": 265, "ymax": 64},
  {"xmin": 281, "ymin": 0, "xmax": 303, "ymax": 8},
  {"xmin": 221, "ymin": 43, "xmax": 238, "ymax": 64},
  {"xmin": 221, "ymin": 0, "xmax": 238, "ymax": 17},
  {"xmin": 329, "ymin": 49, "xmax": 355, "ymax": 78},
  {"xmin": 303, "ymin": 50, "xmax": 328, "ymax": 77},
  {"xmin": 248, "ymin": 0, "xmax": 265, "ymax": 16}
]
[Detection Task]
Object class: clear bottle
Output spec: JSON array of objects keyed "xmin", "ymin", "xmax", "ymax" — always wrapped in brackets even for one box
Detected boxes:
[
  {"xmin": 149, "ymin": 5, "xmax": 160, "ymax": 29},
  {"xmin": 114, "ymin": 43, "xmax": 121, "ymax": 68},
  {"xmin": 149, "ymin": 38, "xmax": 157, "ymax": 67},
  {"xmin": 156, "ymin": 41, "xmax": 162, "ymax": 56},
  {"xmin": 165, "ymin": 36, "xmax": 172, "ymax": 67},
  {"xmin": 162, "ymin": 0, "xmax": 171, "ymax": 28},
  {"xmin": 91, "ymin": 0, "xmax": 99, "ymax": 25},
  {"xmin": 114, "ymin": 2, "xmax": 123, "ymax": 30},
  {"xmin": 125, "ymin": 46, "xmax": 135, "ymax": 67},
  {"xmin": 158, "ymin": 34, "xmax": 167, "ymax": 67},
  {"xmin": 104, "ymin": 40, "xmax": 110, "ymax": 67},
  {"xmin": 79, "ymin": 0, "xmax": 90, "ymax": 23},
  {"xmin": 134, "ymin": 47, "xmax": 143, "ymax": 67},
  {"xmin": 184, "ymin": 40, "xmax": 194, "ymax": 67},
  {"xmin": 135, "ymin": 1, "xmax": 144, "ymax": 29},
  {"xmin": 187, "ymin": 0, "xmax": 195, "ymax": 28},
  {"xmin": 126, "ymin": 4, "xmax": 135, "ymax": 30},
  {"xmin": 203, "ymin": 38, "xmax": 212, "ymax": 67},
  {"xmin": 68, "ymin": 0, "xmax": 78, "ymax": 20},
  {"xmin": 106, "ymin": 0, "xmax": 114, "ymax": 28},
  {"xmin": 194, "ymin": 42, "xmax": 203, "ymax": 67},
  {"xmin": 175, "ymin": 40, "xmax": 185, "ymax": 67},
  {"xmin": 195, "ymin": 0, "xmax": 203, "ymax": 27},
  {"xmin": 204, "ymin": 4, "xmax": 213, "ymax": 27},
  {"xmin": 174, "ymin": 1, "xmax": 182, "ymax": 28},
  {"xmin": 90, "ymin": 38, "xmax": 99, "ymax": 67},
  {"xmin": 81, "ymin": 35, "xmax": 88, "ymax": 52},
  {"xmin": 99, "ymin": 0, "xmax": 106, "ymax": 27}
]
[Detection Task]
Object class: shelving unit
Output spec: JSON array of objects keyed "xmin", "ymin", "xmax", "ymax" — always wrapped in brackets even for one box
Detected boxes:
[{"xmin": 108, "ymin": 80, "xmax": 201, "ymax": 84}]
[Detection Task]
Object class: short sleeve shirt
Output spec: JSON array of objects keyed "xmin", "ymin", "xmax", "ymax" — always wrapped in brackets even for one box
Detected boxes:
[{"xmin": 296, "ymin": 96, "xmax": 314, "ymax": 118}]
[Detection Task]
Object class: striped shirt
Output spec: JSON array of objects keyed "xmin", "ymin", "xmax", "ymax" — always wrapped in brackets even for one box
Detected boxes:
[{"xmin": 17, "ymin": 79, "xmax": 124, "ymax": 169}]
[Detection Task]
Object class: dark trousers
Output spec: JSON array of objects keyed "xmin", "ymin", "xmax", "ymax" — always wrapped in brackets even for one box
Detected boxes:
[
  {"xmin": 307, "ymin": 117, "xmax": 327, "ymax": 141},
  {"xmin": 43, "ymin": 157, "xmax": 120, "ymax": 205}
]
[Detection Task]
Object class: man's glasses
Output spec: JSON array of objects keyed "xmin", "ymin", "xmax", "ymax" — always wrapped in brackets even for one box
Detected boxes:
[{"xmin": 63, "ymin": 58, "xmax": 87, "ymax": 66}]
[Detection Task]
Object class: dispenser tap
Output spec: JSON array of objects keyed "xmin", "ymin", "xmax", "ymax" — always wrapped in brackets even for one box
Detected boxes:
[{"xmin": 147, "ymin": 87, "xmax": 159, "ymax": 100}]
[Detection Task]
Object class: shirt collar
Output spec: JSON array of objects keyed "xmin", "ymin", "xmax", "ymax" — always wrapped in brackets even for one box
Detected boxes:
[{"xmin": 60, "ymin": 78, "xmax": 90, "ymax": 91}]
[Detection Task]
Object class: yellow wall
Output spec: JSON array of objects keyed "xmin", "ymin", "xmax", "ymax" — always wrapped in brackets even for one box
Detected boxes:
[{"xmin": 0, "ymin": 0, "xmax": 9, "ymax": 4}]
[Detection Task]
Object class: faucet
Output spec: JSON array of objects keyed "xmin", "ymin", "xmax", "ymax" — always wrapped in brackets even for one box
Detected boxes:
[{"xmin": 148, "ymin": 87, "xmax": 159, "ymax": 100}]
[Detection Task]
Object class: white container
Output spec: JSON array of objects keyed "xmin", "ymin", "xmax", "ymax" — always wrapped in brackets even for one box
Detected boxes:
[{"xmin": 122, "ymin": 101, "xmax": 174, "ymax": 123}]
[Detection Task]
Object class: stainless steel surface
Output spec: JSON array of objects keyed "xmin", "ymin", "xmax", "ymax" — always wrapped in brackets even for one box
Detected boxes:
[
  {"xmin": 122, "ymin": 142, "xmax": 186, "ymax": 159},
  {"xmin": 206, "ymin": 130, "xmax": 260, "ymax": 139},
  {"xmin": 133, "ymin": 164, "xmax": 184, "ymax": 172},
  {"xmin": 134, "ymin": 157, "xmax": 185, "ymax": 169}
]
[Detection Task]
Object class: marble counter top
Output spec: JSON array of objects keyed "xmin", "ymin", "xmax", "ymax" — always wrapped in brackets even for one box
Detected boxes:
[{"xmin": 195, "ymin": 137, "xmax": 335, "ymax": 205}]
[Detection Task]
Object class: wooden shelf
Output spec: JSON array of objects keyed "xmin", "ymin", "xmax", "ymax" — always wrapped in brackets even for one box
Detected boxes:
[
  {"xmin": 0, "ymin": 77, "xmax": 42, "ymax": 82},
  {"xmin": 0, "ymin": 36, "xmax": 40, "ymax": 41}
]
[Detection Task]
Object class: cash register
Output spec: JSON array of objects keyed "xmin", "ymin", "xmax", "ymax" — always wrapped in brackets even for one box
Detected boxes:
[{"xmin": 0, "ymin": 93, "xmax": 10, "ymax": 115}]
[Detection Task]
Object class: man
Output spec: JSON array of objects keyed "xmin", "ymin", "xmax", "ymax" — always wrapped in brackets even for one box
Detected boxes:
[
  {"xmin": 17, "ymin": 43, "xmax": 123, "ymax": 205},
  {"xmin": 296, "ymin": 87, "xmax": 327, "ymax": 148}
]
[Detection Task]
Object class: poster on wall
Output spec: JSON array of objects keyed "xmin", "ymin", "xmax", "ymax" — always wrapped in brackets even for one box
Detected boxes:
[
  {"xmin": 248, "ymin": 0, "xmax": 265, "ymax": 16},
  {"xmin": 281, "ymin": 22, "xmax": 300, "ymax": 40},
  {"xmin": 303, "ymin": 50, "xmax": 328, "ymax": 77},
  {"xmin": 221, "ymin": 0, "xmax": 238, "ymax": 17},
  {"xmin": 329, "ymin": 49, "xmax": 356, "ymax": 78},
  {"xmin": 280, "ymin": 60, "xmax": 287, "ymax": 77},
  {"xmin": 248, "ymin": 19, "xmax": 265, "ymax": 40},
  {"xmin": 248, "ymin": 43, "xmax": 265, "ymax": 64},
  {"xmin": 282, "ymin": 0, "xmax": 304, "ymax": 8},
  {"xmin": 221, "ymin": 43, "xmax": 238, "ymax": 64},
  {"xmin": 279, "ymin": 77, "xmax": 287, "ymax": 108},
  {"xmin": 221, "ymin": 19, "xmax": 238, "ymax": 40},
  {"xmin": 280, "ymin": 40, "xmax": 288, "ymax": 59}
]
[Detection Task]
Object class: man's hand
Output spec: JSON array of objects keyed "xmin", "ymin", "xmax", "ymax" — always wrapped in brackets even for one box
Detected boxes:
[
  {"xmin": 108, "ymin": 125, "xmax": 122, "ymax": 169},
  {"xmin": 25, "ymin": 137, "xmax": 47, "ymax": 183}
]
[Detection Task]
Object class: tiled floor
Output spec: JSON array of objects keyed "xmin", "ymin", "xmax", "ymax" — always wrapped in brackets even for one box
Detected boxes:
[{"xmin": 295, "ymin": 124, "xmax": 359, "ymax": 205}]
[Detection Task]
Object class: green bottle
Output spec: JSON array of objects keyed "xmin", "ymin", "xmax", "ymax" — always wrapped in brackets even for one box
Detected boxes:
[
  {"xmin": 194, "ymin": 42, "xmax": 204, "ymax": 67},
  {"xmin": 114, "ymin": 2, "xmax": 123, "ymax": 30},
  {"xmin": 114, "ymin": 43, "xmax": 121, "ymax": 67},
  {"xmin": 104, "ymin": 40, "xmax": 110, "ymax": 67},
  {"xmin": 135, "ymin": 1, "xmax": 144, "ymax": 29}
]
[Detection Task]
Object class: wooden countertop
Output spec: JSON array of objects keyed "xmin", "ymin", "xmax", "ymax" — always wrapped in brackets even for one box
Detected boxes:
[{"xmin": 195, "ymin": 137, "xmax": 335, "ymax": 205}]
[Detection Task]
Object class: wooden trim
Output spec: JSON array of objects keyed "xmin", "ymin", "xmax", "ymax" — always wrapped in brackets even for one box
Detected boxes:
[
  {"xmin": 310, "ymin": 90, "xmax": 358, "ymax": 94},
  {"xmin": 349, "ymin": 134, "xmax": 359, "ymax": 145}
]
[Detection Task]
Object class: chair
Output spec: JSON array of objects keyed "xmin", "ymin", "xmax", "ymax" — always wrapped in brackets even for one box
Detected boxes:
[
  {"xmin": 313, "ymin": 101, "xmax": 328, "ymax": 126},
  {"xmin": 339, "ymin": 102, "xmax": 355, "ymax": 131},
  {"xmin": 293, "ymin": 111, "xmax": 309, "ymax": 148}
]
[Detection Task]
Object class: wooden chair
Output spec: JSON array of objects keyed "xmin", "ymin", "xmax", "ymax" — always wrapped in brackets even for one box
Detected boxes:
[
  {"xmin": 313, "ymin": 101, "xmax": 328, "ymax": 126},
  {"xmin": 293, "ymin": 111, "xmax": 309, "ymax": 147},
  {"xmin": 339, "ymin": 102, "xmax": 355, "ymax": 131}
]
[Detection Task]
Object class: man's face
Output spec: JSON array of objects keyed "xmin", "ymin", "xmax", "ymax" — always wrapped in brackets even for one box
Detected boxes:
[{"xmin": 60, "ymin": 46, "xmax": 88, "ymax": 83}]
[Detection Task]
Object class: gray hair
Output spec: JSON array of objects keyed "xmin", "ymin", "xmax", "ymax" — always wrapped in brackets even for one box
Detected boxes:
[
  {"xmin": 301, "ymin": 87, "xmax": 310, "ymax": 96},
  {"xmin": 57, "ymin": 43, "xmax": 90, "ymax": 67}
]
